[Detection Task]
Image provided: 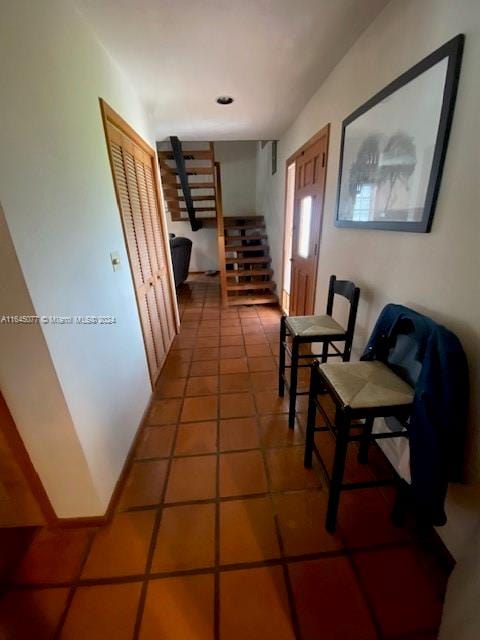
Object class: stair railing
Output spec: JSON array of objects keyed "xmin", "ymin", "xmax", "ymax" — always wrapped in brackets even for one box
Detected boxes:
[
  {"xmin": 214, "ymin": 162, "xmax": 228, "ymax": 307},
  {"xmin": 169, "ymin": 136, "xmax": 203, "ymax": 231}
]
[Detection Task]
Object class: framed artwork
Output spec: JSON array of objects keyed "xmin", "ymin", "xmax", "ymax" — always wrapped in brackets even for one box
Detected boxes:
[{"xmin": 335, "ymin": 34, "xmax": 464, "ymax": 232}]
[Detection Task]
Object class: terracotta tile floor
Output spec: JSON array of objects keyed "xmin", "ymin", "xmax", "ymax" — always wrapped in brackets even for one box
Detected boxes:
[{"xmin": 0, "ymin": 275, "xmax": 450, "ymax": 639}]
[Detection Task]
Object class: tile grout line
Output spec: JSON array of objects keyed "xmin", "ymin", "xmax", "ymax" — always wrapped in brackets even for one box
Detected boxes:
[
  {"xmin": 344, "ymin": 546, "xmax": 385, "ymax": 640},
  {"xmin": 9, "ymin": 538, "xmax": 417, "ymax": 592},
  {"xmin": 300, "ymin": 350, "xmax": 395, "ymax": 640},
  {"xmin": 214, "ymin": 389, "xmax": 221, "ymax": 640},
  {"xmin": 133, "ymin": 439, "xmax": 309, "ymax": 466},
  {"xmin": 121, "ymin": 485, "xmax": 324, "ymax": 512},
  {"xmin": 131, "ymin": 388, "xmax": 183, "ymax": 640},
  {"xmin": 53, "ymin": 527, "xmax": 97, "ymax": 639},
  {"xmin": 3, "ymin": 283, "xmax": 444, "ymax": 639},
  {"xmin": 259, "ymin": 442, "xmax": 303, "ymax": 638},
  {"xmin": 252, "ymin": 366, "xmax": 303, "ymax": 640},
  {"xmin": 117, "ymin": 297, "xmax": 338, "ymax": 640}
]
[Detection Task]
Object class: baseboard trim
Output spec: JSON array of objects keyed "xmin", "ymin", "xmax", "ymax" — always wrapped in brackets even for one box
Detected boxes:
[
  {"xmin": 54, "ymin": 389, "xmax": 156, "ymax": 528},
  {"xmin": 54, "ymin": 515, "xmax": 108, "ymax": 528}
]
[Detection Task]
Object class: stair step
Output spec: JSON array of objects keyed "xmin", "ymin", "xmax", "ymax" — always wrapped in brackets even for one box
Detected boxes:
[
  {"xmin": 158, "ymin": 150, "xmax": 213, "ymax": 161},
  {"xmin": 166, "ymin": 195, "xmax": 215, "ymax": 203},
  {"xmin": 226, "ymin": 281, "xmax": 276, "ymax": 291},
  {"xmin": 169, "ymin": 206, "xmax": 216, "ymax": 213},
  {"xmin": 224, "ymin": 223, "xmax": 265, "ymax": 231},
  {"xmin": 225, "ymin": 256, "xmax": 272, "ymax": 265},
  {"xmin": 223, "ymin": 235, "xmax": 267, "ymax": 243},
  {"xmin": 224, "ymin": 216, "xmax": 264, "ymax": 224},
  {"xmin": 221, "ymin": 212, "xmax": 277, "ymax": 307},
  {"xmin": 159, "ymin": 163, "xmax": 214, "ymax": 176},
  {"xmin": 163, "ymin": 181, "xmax": 215, "ymax": 190},
  {"xmin": 226, "ymin": 268, "xmax": 273, "ymax": 278},
  {"xmin": 225, "ymin": 244, "xmax": 270, "ymax": 253},
  {"xmin": 227, "ymin": 294, "xmax": 277, "ymax": 306},
  {"xmin": 171, "ymin": 214, "xmax": 217, "ymax": 221}
]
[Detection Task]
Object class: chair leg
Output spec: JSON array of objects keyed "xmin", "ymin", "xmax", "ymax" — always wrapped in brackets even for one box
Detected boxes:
[
  {"xmin": 342, "ymin": 337, "xmax": 353, "ymax": 362},
  {"xmin": 304, "ymin": 363, "xmax": 320, "ymax": 468},
  {"xmin": 358, "ymin": 416, "xmax": 374, "ymax": 464},
  {"xmin": 321, "ymin": 340, "xmax": 329, "ymax": 363},
  {"xmin": 326, "ymin": 411, "xmax": 349, "ymax": 532},
  {"xmin": 288, "ymin": 339, "xmax": 299, "ymax": 429},
  {"xmin": 391, "ymin": 480, "xmax": 410, "ymax": 527},
  {"xmin": 278, "ymin": 315, "xmax": 286, "ymax": 397}
]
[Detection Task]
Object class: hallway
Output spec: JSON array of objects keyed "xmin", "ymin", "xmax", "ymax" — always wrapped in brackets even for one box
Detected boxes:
[{"xmin": 0, "ymin": 276, "xmax": 449, "ymax": 639}]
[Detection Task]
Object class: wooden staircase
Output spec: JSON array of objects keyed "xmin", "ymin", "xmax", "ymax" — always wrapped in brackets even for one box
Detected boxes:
[
  {"xmin": 219, "ymin": 211, "xmax": 277, "ymax": 307},
  {"xmin": 156, "ymin": 137, "xmax": 277, "ymax": 307},
  {"xmin": 156, "ymin": 140, "xmax": 217, "ymax": 227}
]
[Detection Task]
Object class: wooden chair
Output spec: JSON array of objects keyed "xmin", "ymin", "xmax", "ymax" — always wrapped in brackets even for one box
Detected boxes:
[
  {"xmin": 278, "ymin": 275, "xmax": 360, "ymax": 428},
  {"xmin": 304, "ymin": 326, "xmax": 419, "ymax": 532}
]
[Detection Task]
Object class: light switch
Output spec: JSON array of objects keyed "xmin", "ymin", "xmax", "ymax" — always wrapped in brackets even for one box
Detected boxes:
[{"xmin": 110, "ymin": 251, "xmax": 121, "ymax": 272}]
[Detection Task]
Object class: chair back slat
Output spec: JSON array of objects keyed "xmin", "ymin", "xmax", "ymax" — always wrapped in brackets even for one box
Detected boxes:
[
  {"xmin": 333, "ymin": 279, "xmax": 357, "ymax": 302},
  {"xmin": 326, "ymin": 275, "xmax": 360, "ymax": 361}
]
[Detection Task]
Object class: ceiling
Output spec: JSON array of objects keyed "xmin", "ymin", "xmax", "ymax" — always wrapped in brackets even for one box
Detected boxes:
[{"xmin": 75, "ymin": 0, "xmax": 389, "ymax": 141}]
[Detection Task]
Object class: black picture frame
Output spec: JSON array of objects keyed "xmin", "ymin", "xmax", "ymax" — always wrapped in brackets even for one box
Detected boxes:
[{"xmin": 335, "ymin": 34, "xmax": 464, "ymax": 233}]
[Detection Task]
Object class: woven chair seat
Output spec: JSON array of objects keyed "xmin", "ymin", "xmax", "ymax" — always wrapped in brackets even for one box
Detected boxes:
[
  {"xmin": 285, "ymin": 314, "xmax": 345, "ymax": 337},
  {"xmin": 319, "ymin": 360, "xmax": 414, "ymax": 410}
]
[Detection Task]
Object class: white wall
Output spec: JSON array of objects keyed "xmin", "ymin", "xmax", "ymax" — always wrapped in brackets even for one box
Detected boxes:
[
  {"xmin": 0, "ymin": 0, "xmax": 155, "ymax": 516},
  {"xmin": 0, "ymin": 204, "xmax": 101, "ymax": 516},
  {"xmin": 215, "ymin": 141, "xmax": 257, "ymax": 216},
  {"xmin": 440, "ymin": 505, "xmax": 480, "ymax": 639},
  {"xmin": 256, "ymin": 0, "xmax": 480, "ymax": 554},
  {"xmin": 166, "ymin": 141, "xmax": 258, "ymax": 271},
  {"xmin": 256, "ymin": 141, "xmax": 281, "ymax": 273}
]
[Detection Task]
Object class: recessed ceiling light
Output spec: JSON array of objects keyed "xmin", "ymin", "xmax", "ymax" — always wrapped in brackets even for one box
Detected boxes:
[{"xmin": 216, "ymin": 96, "xmax": 234, "ymax": 105}]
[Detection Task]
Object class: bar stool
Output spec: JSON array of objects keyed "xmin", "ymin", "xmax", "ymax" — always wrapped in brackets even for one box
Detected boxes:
[
  {"xmin": 278, "ymin": 275, "xmax": 360, "ymax": 428},
  {"xmin": 304, "ymin": 355, "xmax": 415, "ymax": 532}
]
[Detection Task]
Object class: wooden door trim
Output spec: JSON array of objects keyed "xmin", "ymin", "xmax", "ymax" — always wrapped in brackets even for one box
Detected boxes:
[
  {"xmin": 100, "ymin": 99, "xmax": 154, "ymax": 157},
  {"xmin": 100, "ymin": 101, "xmax": 154, "ymax": 384},
  {"xmin": 0, "ymin": 392, "xmax": 56, "ymax": 525},
  {"xmin": 99, "ymin": 98, "xmax": 178, "ymax": 334},
  {"xmin": 1, "ymin": 385, "xmax": 155, "ymax": 528},
  {"xmin": 99, "ymin": 99, "xmax": 179, "ymax": 384},
  {"xmin": 280, "ymin": 158, "xmax": 296, "ymax": 308},
  {"xmin": 284, "ymin": 124, "xmax": 330, "ymax": 315},
  {"xmin": 286, "ymin": 123, "xmax": 330, "ymax": 166}
]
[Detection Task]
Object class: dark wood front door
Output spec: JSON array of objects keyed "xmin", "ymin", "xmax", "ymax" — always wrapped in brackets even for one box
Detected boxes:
[{"xmin": 289, "ymin": 125, "xmax": 329, "ymax": 316}]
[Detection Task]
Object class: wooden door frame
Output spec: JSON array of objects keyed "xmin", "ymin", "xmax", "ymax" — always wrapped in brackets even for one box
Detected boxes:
[
  {"xmin": 281, "ymin": 123, "xmax": 330, "ymax": 315},
  {"xmin": 99, "ymin": 99, "xmax": 180, "ymax": 383},
  {"xmin": 280, "ymin": 159, "xmax": 296, "ymax": 313},
  {"xmin": 0, "ymin": 392, "xmax": 56, "ymax": 526}
]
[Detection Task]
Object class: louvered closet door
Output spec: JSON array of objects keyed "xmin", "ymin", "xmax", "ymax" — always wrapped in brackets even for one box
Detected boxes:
[
  {"xmin": 144, "ymin": 163, "xmax": 176, "ymax": 339},
  {"xmin": 104, "ymin": 113, "xmax": 177, "ymax": 383},
  {"xmin": 136, "ymin": 159, "xmax": 175, "ymax": 349}
]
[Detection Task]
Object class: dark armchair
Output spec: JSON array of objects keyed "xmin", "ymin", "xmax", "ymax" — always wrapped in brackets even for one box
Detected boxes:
[{"xmin": 169, "ymin": 234, "xmax": 192, "ymax": 288}]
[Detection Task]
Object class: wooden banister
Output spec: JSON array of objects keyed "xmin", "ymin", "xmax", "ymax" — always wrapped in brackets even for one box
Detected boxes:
[{"xmin": 214, "ymin": 162, "xmax": 228, "ymax": 308}]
